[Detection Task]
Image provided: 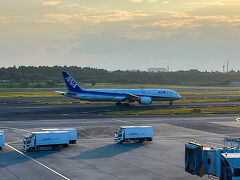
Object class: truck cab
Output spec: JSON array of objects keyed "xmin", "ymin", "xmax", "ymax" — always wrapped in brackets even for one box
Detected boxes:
[
  {"xmin": 23, "ymin": 131, "xmax": 70, "ymax": 152},
  {"xmin": 114, "ymin": 129, "xmax": 124, "ymax": 143},
  {"xmin": 23, "ymin": 134, "xmax": 35, "ymax": 151},
  {"xmin": 0, "ymin": 130, "xmax": 4, "ymax": 150}
]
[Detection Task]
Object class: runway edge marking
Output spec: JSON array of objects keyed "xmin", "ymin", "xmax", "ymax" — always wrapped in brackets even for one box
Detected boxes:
[{"xmin": 5, "ymin": 144, "xmax": 70, "ymax": 180}]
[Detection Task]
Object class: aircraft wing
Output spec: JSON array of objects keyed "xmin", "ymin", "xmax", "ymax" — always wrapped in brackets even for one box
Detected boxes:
[
  {"xmin": 54, "ymin": 91, "xmax": 66, "ymax": 95},
  {"xmin": 124, "ymin": 93, "xmax": 140, "ymax": 102}
]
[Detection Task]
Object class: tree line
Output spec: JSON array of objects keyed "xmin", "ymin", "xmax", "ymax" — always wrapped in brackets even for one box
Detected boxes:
[{"xmin": 0, "ymin": 66, "xmax": 239, "ymax": 87}]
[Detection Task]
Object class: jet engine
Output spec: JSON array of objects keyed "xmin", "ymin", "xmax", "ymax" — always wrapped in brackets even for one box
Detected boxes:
[{"xmin": 139, "ymin": 97, "xmax": 152, "ymax": 105}]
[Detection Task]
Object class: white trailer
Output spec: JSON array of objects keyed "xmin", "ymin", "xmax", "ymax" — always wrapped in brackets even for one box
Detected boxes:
[
  {"xmin": 0, "ymin": 131, "xmax": 4, "ymax": 150},
  {"xmin": 114, "ymin": 126, "xmax": 153, "ymax": 144},
  {"xmin": 41, "ymin": 128, "xmax": 77, "ymax": 144},
  {"xmin": 23, "ymin": 131, "xmax": 69, "ymax": 152}
]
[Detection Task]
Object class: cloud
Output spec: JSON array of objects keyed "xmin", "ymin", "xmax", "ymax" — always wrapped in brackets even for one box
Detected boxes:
[
  {"xmin": 42, "ymin": 1, "xmax": 60, "ymax": 6},
  {"xmin": 44, "ymin": 11, "xmax": 149, "ymax": 24},
  {"xmin": 131, "ymin": 0, "xmax": 143, "ymax": 3},
  {"xmin": 228, "ymin": 18, "xmax": 240, "ymax": 26},
  {"xmin": 0, "ymin": 16, "xmax": 11, "ymax": 22},
  {"xmin": 0, "ymin": 16, "xmax": 21, "ymax": 24},
  {"xmin": 195, "ymin": 16, "xmax": 228, "ymax": 22},
  {"xmin": 45, "ymin": 14, "xmax": 78, "ymax": 22},
  {"xmin": 66, "ymin": 4, "xmax": 95, "ymax": 10},
  {"xmin": 82, "ymin": 11, "xmax": 149, "ymax": 24}
]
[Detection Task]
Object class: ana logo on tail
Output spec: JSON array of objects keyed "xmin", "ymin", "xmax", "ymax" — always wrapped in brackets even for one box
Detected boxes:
[{"xmin": 65, "ymin": 76, "xmax": 78, "ymax": 88}]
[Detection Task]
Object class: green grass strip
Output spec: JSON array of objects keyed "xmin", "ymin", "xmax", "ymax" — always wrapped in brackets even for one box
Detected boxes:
[
  {"xmin": 0, "ymin": 91, "xmax": 61, "ymax": 98},
  {"xmin": 32, "ymin": 98, "xmax": 240, "ymax": 105},
  {"xmin": 104, "ymin": 106, "xmax": 240, "ymax": 115}
]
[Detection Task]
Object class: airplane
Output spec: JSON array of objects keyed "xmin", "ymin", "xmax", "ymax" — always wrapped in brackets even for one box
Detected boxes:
[{"xmin": 56, "ymin": 71, "xmax": 181, "ymax": 106}]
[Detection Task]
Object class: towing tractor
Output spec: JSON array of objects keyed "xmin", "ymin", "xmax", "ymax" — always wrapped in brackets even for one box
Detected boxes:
[
  {"xmin": 114, "ymin": 126, "xmax": 153, "ymax": 144},
  {"xmin": 23, "ymin": 131, "xmax": 69, "ymax": 152},
  {"xmin": 41, "ymin": 128, "xmax": 77, "ymax": 144},
  {"xmin": 0, "ymin": 130, "xmax": 4, "ymax": 150}
]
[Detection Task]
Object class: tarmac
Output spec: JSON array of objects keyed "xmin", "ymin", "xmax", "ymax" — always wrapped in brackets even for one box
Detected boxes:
[{"xmin": 0, "ymin": 97, "xmax": 240, "ymax": 179}]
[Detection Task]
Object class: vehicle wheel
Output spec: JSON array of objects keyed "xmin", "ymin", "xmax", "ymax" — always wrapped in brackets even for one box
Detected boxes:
[
  {"xmin": 139, "ymin": 139, "xmax": 144, "ymax": 143},
  {"xmin": 147, "ymin": 138, "xmax": 152, "ymax": 141},
  {"xmin": 62, "ymin": 144, "xmax": 68, "ymax": 148},
  {"xmin": 118, "ymin": 140, "xmax": 124, "ymax": 144},
  {"xmin": 115, "ymin": 102, "xmax": 122, "ymax": 106},
  {"xmin": 53, "ymin": 145, "xmax": 58, "ymax": 150}
]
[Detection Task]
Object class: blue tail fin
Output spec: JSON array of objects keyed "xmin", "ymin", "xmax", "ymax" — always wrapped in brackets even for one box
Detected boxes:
[{"xmin": 62, "ymin": 71, "xmax": 84, "ymax": 92}]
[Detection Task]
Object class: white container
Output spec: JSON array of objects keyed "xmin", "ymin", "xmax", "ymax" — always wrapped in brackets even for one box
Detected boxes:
[
  {"xmin": 23, "ymin": 131, "xmax": 69, "ymax": 152},
  {"xmin": 0, "ymin": 130, "xmax": 4, "ymax": 150},
  {"xmin": 41, "ymin": 128, "xmax": 77, "ymax": 144},
  {"xmin": 114, "ymin": 126, "xmax": 153, "ymax": 144}
]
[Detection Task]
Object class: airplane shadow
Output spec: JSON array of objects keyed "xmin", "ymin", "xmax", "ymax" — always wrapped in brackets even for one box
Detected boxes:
[{"xmin": 69, "ymin": 143, "xmax": 145, "ymax": 160}]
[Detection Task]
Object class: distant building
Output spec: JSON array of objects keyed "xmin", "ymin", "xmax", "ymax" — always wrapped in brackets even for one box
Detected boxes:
[
  {"xmin": 148, "ymin": 68, "xmax": 167, "ymax": 73},
  {"xmin": 230, "ymin": 82, "xmax": 240, "ymax": 86},
  {"xmin": 0, "ymin": 80, "xmax": 10, "ymax": 83}
]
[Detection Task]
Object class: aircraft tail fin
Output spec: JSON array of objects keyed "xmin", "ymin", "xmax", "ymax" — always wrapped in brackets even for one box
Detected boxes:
[{"xmin": 62, "ymin": 71, "xmax": 84, "ymax": 92}]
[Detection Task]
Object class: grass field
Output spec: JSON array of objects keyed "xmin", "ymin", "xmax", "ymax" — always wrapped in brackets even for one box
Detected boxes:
[
  {"xmin": 0, "ymin": 91, "xmax": 61, "ymax": 98},
  {"xmin": 32, "ymin": 98, "xmax": 240, "ymax": 105},
  {"xmin": 1, "ymin": 82, "xmax": 240, "ymax": 90},
  {"xmin": 179, "ymin": 91, "xmax": 240, "ymax": 95},
  {"xmin": 104, "ymin": 106, "xmax": 240, "ymax": 115},
  {"xmin": 0, "ymin": 82, "xmax": 192, "ymax": 89}
]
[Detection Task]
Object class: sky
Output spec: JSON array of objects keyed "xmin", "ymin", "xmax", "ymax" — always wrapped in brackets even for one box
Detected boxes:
[{"xmin": 1, "ymin": 0, "xmax": 240, "ymax": 71}]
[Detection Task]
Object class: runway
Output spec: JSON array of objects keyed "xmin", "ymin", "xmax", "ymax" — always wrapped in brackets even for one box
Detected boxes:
[{"xmin": 0, "ymin": 100, "xmax": 240, "ymax": 122}]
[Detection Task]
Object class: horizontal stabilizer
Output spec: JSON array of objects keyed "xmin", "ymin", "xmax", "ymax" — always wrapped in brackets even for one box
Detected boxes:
[{"xmin": 54, "ymin": 91, "xmax": 66, "ymax": 95}]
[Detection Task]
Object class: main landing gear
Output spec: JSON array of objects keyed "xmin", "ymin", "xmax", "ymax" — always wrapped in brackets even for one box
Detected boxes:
[
  {"xmin": 169, "ymin": 101, "xmax": 173, "ymax": 106},
  {"xmin": 115, "ymin": 102, "xmax": 130, "ymax": 106}
]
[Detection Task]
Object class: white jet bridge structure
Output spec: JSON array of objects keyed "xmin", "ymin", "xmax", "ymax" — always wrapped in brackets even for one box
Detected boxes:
[{"xmin": 185, "ymin": 137, "xmax": 240, "ymax": 180}]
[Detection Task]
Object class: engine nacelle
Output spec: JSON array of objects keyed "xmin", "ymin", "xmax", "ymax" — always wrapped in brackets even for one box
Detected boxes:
[{"xmin": 139, "ymin": 97, "xmax": 152, "ymax": 105}]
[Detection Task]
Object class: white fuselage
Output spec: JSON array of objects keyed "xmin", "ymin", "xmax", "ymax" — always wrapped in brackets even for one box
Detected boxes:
[{"xmin": 66, "ymin": 89, "xmax": 181, "ymax": 102}]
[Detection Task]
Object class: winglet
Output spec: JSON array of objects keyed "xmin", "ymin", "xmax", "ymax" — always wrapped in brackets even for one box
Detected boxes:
[{"xmin": 62, "ymin": 71, "xmax": 84, "ymax": 92}]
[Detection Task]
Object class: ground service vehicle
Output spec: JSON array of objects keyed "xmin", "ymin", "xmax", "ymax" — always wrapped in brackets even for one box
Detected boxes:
[
  {"xmin": 0, "ymin": 131, "xmax": 4, "ymax": 150},
  {"xmin": 23, "ymin": 131, "xmax": 69, "ymax": 152},
  {"xmin": 114, "ymin": 126, "xmax": 153, "ymax": 144},
  {"xmin": 41, "ymin": 128, "xmax": 77, "ymax": 144}
]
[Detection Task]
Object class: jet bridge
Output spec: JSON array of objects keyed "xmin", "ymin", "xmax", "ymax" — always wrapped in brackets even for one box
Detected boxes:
[{"xmin": 185, "ymin": 138, "xmax": 240, "ymax": 180}]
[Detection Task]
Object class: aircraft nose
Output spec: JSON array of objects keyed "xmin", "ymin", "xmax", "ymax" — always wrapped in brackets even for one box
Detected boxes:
[
  {"xmin": 177, "ymin": 94, "xmax": 181, "ymax": 99},
  {"xmin": 175, "ymin": 93, "xmax": 181, "ymax": 100}
]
